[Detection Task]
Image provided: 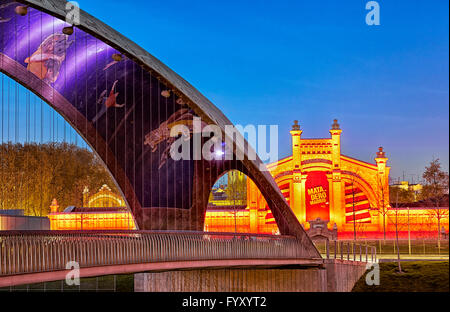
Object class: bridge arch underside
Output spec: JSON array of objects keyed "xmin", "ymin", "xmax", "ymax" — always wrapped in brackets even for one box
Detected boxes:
[{"xmin": 0, "ymin": 0, "xmax": 318, "ymax": 255}]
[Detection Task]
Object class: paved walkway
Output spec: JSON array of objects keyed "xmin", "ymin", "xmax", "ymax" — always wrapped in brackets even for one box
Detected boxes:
[
  {"xmin": 319, "ymin": 253, "xmax": 449, "ymax": 262},
  {"xmin": 377, "ymin": 254, "xmax": 449, "ymax": 262}
]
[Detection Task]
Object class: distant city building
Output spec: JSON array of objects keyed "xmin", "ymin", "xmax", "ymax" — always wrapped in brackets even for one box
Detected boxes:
[
  {"xmin": 391, "ymin": 180, "xmax": 423, "ymax": 201},
  {"xmin": 48, "ymin": 185, "xmax": 136, "ymax": 230},
  {"xmin": 210, "ymin": 186, "xmax": 228, "ymax": 203}
]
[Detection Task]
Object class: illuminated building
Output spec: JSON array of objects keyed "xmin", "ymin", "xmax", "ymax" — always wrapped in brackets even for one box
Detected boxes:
[
  {"xmin": 82, "ymin": 185, "xmax": 126, "ymax": 208},
  {"xmin": 203, "ymin": 170, "xmax": 278, "ymax": 233},
  {"xmin": 210, "ymin": 119, "xmax": 448, "ymax": 239},
  {"xmin": 48, "ymin": 185, "xmax": 136, "ymax": 230},
  {"xmin": 47, "ymin": 125, "xmax": 447, "ymax": 237},
  {"xmin": 258, "ymin": 119, "xmax": 391, "ymax": 236},
  {"xmin": 203, "ymin": 206, "xmax": 279, "ymax": 235}
]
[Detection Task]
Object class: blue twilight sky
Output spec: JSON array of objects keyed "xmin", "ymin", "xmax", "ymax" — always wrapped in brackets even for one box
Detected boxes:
[{"xmin": 5, "ymin": 0, "xmax": 450, "ymax": 182}]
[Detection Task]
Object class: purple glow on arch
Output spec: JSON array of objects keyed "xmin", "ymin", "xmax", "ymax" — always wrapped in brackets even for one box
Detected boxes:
[
  {"xmin": 0, "ymin": 0, "xmax": 196, "ymax": 212},
  {"xmin": 54, "ymin": 31, "xmax": 112, "ymax": 91},
  {"xmin": 3, "ymin": 9, "xmax": 67, "ymax": 63},
  {"xmin": 2, "ymin": 6, "xmax": 116, "ymax": 92}
]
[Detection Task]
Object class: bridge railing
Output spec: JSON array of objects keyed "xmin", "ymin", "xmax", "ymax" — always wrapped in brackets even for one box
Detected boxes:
[
  {"xmin": 0, "ymin": 231, "xmax": 313, "ymax": 277},
  {"xmin": 331, "ymin": 240, "xmax": 377, "ymax": 262},
  {"xmin": 315, "ymin": 240, "xmax": 377, "ymax": 262}
]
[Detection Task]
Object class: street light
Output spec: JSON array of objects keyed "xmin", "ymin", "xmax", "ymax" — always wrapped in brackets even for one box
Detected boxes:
[{"xmin": 215, "ymin": 150, "xmax": 224, "ymax": 158}]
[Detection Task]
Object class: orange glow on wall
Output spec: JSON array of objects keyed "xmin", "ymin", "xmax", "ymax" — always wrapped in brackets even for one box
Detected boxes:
[
  {"xmin": 48, "ymin": 211, "xmax": 136, "ymax": 230},
  {"xmin": 48, "ymin": 185, "xmax": 136, "ymax": 231},
  {"xmin": 207, "ymin": 120, "xmax": 449, "ymax": 239},
  {"xmin": 204, "ymin": 208, "xmax": 279, "ymax": 235},
  {"xmin": 305, "ymin": 171, "xmax": 330, "ymax": 222}
]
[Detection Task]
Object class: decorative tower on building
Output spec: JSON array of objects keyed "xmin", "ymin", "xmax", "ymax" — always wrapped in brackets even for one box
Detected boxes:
[
  {"xmin": 329, "ymin": 119, "xmax": 345, "ymax": 228},
  {"xmin": 375, "ymin": 146, "xmax": 390, "ymax": 212},
  {"xmin": 82, "ymin": 186, "xmax": 90, "ymax": 207},
  {"xmin": 50, "ymin": 198, "xmax": 60, "ymax": 213},
  {"xmin": 290, "ymin": 120, "xmax": 305, "ymax": 224}
]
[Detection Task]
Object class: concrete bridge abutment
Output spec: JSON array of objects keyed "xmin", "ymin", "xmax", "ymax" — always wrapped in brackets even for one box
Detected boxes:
[{"xmin": 134, "ymin": 260, "xmax": 368, "ymax": 292}]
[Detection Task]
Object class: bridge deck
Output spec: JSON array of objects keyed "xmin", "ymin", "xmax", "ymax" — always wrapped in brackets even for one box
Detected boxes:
[{"xmin": 0, "ymin": 231, "xmax": 373, "ymax": 287}]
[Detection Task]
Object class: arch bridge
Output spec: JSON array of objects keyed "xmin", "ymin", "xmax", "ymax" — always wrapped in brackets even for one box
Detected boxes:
[{"xmin": 0, "ymin": 0, "xmax": 372, "ymax": 290}]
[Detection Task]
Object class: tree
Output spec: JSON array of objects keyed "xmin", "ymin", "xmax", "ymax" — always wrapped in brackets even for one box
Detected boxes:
[
  {"xmin": 347, "ymin": 171, "xmax": 362, "ymax": 241},
  {"xmin": 374, "ymin": 176, "xmax": 389, "ymax": 240},
  {"xmin": 0, "ymin": 142, "xmax": 118, "ymax": 216},
  {"xmin": 356, "ymin": 221, "xmax": 368, "ymax": 240},
  {"xmin": 225, "ymin": 170, "xmax": 247, "ymax": 232},
  {"xmin": 389, "ymin": 186, "xmax": 405, "ymax": 273},
  {"xmin": 389, "ymin": 186, "xmax": 415, "ymax": 204},
  {"xmin": 225, "ymin": 171, "xmax": 247, "ymax": 206},
  {"xmin": 420, "ymin": 159, "xmax": 449, "ymax": 253}
]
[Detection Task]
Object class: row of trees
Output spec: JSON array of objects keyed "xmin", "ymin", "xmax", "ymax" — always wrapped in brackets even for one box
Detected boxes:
[
  {"xmin": 0, "ymin": 142, "xmax": 117, "ymax": 216},
  {"xmin": 388, "ymin": 159, "xmax": 449, "ymax": 204},
  {"xmin": 388, "ymin": 159, "xmax": 448, "ymax": 272},
  {"xmin": 373, "ymin": 159, "xmax": 449, "ymax": 239},
  {"xmin": 341, "ymin": 159, "xmax": 449, "ymax": 272}
]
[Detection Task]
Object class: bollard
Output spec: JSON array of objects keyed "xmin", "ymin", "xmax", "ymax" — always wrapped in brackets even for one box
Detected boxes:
[
  {"xmin": 365, "ymin": 245, "xmax": 368, "ymax": 262},
  {"xmin": 340, "ymin": 241, "xmax": 343, "ymax": 260},
  {"xmin": 347, "ymin": 243, "xmax": 350, "ymax": 260},
  {"xmin": 359, "ymin": 244, "xmax": 362, "ymax": 262}
]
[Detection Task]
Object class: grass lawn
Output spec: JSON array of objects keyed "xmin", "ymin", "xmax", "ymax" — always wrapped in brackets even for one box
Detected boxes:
[{"xmin": 352, "ymin": 261, "xmax": 449, "ymax": 292}]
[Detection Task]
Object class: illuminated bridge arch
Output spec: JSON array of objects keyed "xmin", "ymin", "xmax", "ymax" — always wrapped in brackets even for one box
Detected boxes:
[{"xmin": 0, "ymin": 0, "xmax": 317, "ymax": 254}]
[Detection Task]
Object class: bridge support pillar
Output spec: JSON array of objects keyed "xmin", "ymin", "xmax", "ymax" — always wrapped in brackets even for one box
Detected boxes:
[
  {"xmin": 134, "ymin": 261, "xmax": 367, "ymax": 292},
  {"xmin": 135, "ymin": 267, "xmax": 327, "ymax": 292}
]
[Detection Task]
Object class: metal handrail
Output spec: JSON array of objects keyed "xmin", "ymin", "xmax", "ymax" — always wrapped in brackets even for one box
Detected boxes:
[
  {"xmin": 317, "ymin": 240, "xmax": 376, "ymax": 263},
  {"xmin": 0, "ymin": 231, "xmax": 308, "ymax": 277}
]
